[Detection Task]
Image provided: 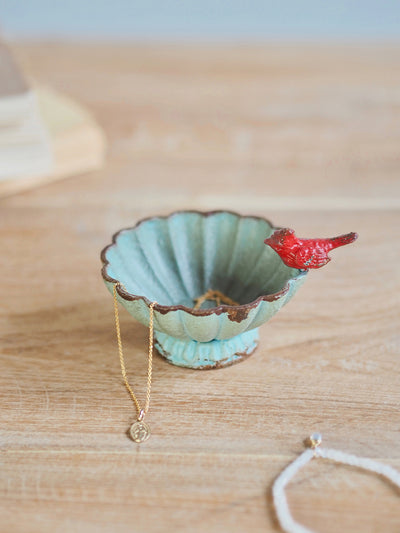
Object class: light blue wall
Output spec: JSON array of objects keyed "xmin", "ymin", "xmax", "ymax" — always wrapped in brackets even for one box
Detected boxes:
[{"xmin": 1, "ymin": 0, "xmax": 399, "ymax": 40}]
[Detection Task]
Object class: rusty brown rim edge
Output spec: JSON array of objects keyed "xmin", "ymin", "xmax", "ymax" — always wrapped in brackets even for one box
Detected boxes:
[{"xmin": 100, "ymin": 209, "xmax": 307, "ymax": 317}]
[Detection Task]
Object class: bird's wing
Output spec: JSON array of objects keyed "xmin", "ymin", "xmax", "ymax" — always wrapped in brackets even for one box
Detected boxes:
[{"xmin": 295, "ymin": 248, "xmax": 330, "ymax": 268}]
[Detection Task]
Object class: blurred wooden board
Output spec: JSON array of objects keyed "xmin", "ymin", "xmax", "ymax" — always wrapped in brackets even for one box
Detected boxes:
[
  {"xmin": 0, "ymin": 40, "xmax": 27, "ymax": 96},
  {"xmin": 0, "ymin": 86, "xmax": 106, "ymax": 197},
  {"xmin": 0, "ymin": 43, "xmax": 399, "ymax": 533}
]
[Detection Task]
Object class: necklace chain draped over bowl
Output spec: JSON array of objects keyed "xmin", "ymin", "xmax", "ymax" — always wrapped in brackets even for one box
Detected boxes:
[
  {"xmin": 113, "ymin": 284, "xmax": 238, "ymax": 442},
  {"xmin": 113, "ymin": 283, "xmax": 156, "ymax": 443}
]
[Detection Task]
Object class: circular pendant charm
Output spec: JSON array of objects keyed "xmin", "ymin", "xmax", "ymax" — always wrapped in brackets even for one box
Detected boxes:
[{"xmin": 130, "ymin": 420, "xmax": 150, "ymax": 443}]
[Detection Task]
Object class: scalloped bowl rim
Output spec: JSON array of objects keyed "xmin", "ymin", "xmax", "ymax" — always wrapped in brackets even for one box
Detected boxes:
[{"xmin": 100, "ymin": 209, "xmax": 308, "ymax": 317}]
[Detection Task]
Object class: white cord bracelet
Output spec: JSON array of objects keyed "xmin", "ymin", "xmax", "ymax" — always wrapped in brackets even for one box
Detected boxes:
[{"xmin": 272, "ymin": 433, "xmax": 400, "ymax": 533}]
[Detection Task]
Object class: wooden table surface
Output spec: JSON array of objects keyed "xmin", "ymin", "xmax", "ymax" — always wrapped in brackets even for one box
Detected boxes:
[{"xmin": 1, "ymin": 42, "xmax": 399, "ymax": 533}]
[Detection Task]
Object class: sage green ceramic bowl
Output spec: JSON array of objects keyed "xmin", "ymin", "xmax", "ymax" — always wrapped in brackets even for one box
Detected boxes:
[{"xmin": 101, "ymin": 210, "xmax": 307, "ymax": 369}]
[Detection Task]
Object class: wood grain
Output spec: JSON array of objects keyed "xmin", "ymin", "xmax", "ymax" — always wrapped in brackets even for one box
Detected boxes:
[{"xmin": 1, "ymin": 42, "xmax": 399, "ymax": 533}]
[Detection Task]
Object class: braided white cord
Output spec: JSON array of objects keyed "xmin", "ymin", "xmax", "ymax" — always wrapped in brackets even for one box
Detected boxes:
[
  {"xmin": 272, "ymin": 445, "xmax": 400, "ymax": 533},
  {"xmin": 272, "ymin": 449, "xmax": 315, "ymax": 533},
  {"xmin": 316, "ymin": 447, "xmax": 400, "ymax": 490}
]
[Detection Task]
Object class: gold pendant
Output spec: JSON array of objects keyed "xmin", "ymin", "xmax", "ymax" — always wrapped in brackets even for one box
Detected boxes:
[{"xmin": 130, "ymin": 420, "xmax": 150, "ymax": 443}]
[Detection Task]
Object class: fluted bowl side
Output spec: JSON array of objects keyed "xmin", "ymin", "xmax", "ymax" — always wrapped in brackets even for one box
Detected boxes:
[{"xmin": 101, "ymin": 210, "xmax": 307, "ymax": 342}]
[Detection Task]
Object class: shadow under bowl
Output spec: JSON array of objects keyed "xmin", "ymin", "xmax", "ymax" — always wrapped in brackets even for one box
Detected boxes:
[{"xmin": 101, "ymin": 210, "xmax": 307, "ymax": 369}]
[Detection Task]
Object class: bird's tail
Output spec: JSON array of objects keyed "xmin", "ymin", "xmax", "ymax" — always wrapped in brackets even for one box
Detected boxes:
[{"xmin": 328, "ymin": 232, "xmax": 358, "ymax": 250}]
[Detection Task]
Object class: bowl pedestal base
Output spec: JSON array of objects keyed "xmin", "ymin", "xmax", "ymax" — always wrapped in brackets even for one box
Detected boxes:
[{"xmin": 154, "ymin": 329, "xmax": 259, "ymax": 369}]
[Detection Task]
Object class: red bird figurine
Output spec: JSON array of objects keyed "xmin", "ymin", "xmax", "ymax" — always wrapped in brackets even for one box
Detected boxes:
[{"xmin": 264, "ymin": 229, "xmax": 358, "ymax": 269}]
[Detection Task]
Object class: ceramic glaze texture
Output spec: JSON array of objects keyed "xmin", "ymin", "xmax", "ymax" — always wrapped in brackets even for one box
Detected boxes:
[{"xmin": 101, "ymin": 211, "xmax": 307, "ymax": 368}]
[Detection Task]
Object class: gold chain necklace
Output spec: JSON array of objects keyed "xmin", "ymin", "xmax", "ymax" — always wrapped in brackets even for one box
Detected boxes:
[
  {"xmin": 113, "ymin": 284, "xmax": 157, "ymax": 443},
  {"xmin": 112, "ymin": 286, "xmax": 235, "ymax": 442}
]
